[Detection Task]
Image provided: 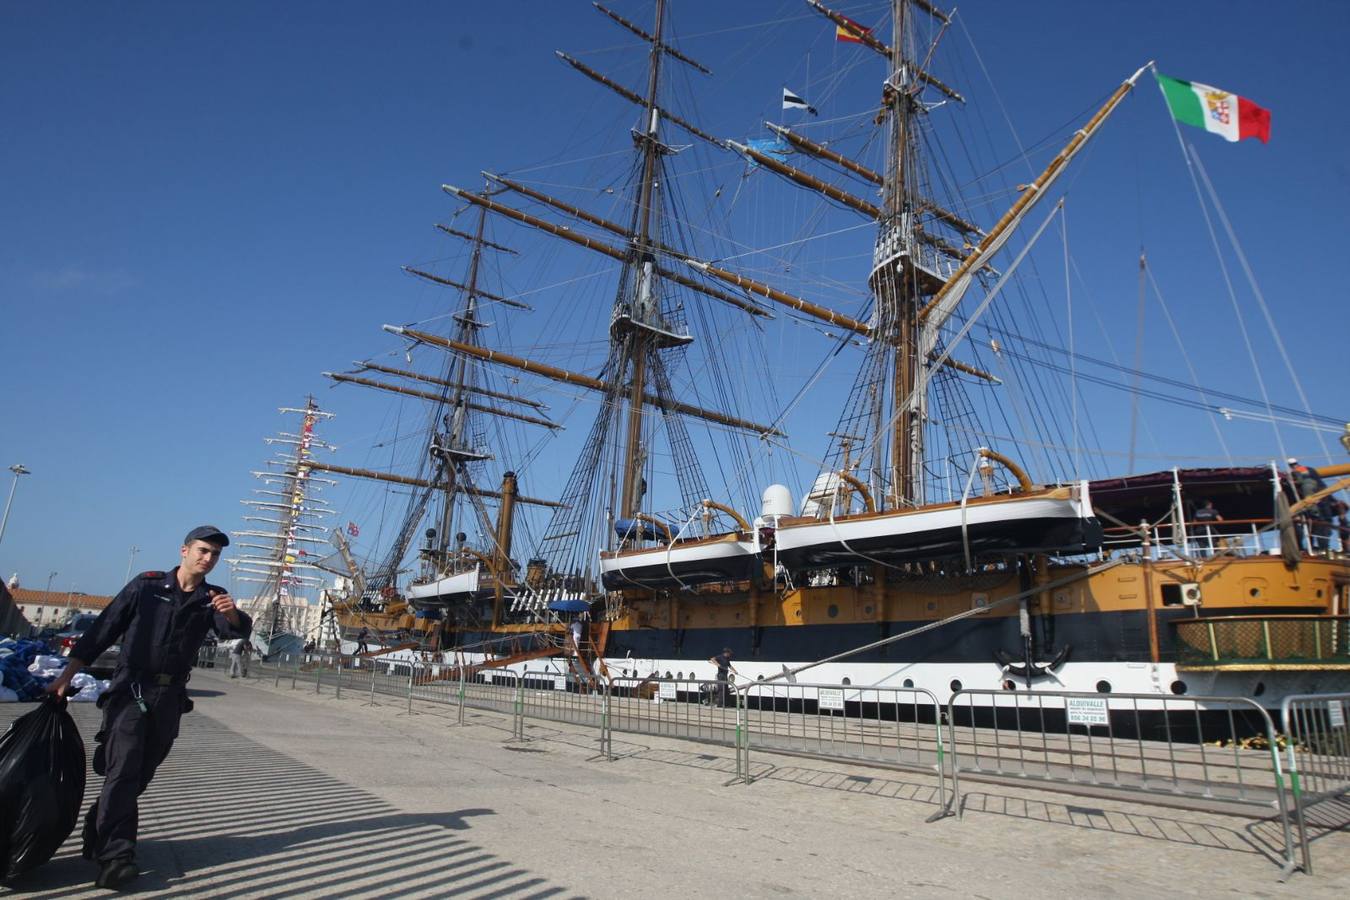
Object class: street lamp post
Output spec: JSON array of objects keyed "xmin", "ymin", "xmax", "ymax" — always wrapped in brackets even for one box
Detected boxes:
[
  {"xmin": 125, "ymin": 546, "xmax": 140, "ymax": 583},
  {"xmin": 0, "ymin": 464, "xmax": 32, "ymax": 547},
  {"xmin": 46, "ymin": 571, "xmax": 58, "ymax": 593}
]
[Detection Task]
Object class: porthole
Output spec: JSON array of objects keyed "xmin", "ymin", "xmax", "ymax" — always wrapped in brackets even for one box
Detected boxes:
[
  {"xmin": 863, "ymin": 605, "xmax": 873, "ymax": 615},
  {"xmin": 842, "ymin": 676, "xmax": 852, "ymax": 686},
  {"xmin": 1170, "ymin": 680, "xmax": 1187, "ymax": 695},
  {"xmin": 1249, "ymin": 588, "xmax": 1261, "ymax": 599},
  {"xmin": 676, "ymin": 671, "xmax": 684, "ymax": 680},
  {"xmin": 902, "ymin": 678, "xmax": 914, "ymax": 689},
  {"xmin": 950, "ymin": 679, "xmax": 963, "ymax": 693},
  {"xmin": 1096, "ymin": 680, "xmax": 1112, "ymax": 694},
  {"xmin": 1316, "ymin": 589, "xmax": 1324, "ymax": 598},
  {"xmin": 827, "ymin": 604, "xmax": 839, "ymax": 618},
  {"xmin": 1002, "ymin": 680, "xmax": 1017, "ymax": 691},
  {"xmin": 757, "ymin": 674, "xmax": 765, "ymax": 681},
  {"xmin": 1253, "ymin": 681, "xmax": 1266, "ymax": 697}
]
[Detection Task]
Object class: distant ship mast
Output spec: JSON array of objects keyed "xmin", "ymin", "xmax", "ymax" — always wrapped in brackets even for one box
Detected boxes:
[{"xmin": 233, "ymin": 397, "xmax": 337, "ymax": 647}]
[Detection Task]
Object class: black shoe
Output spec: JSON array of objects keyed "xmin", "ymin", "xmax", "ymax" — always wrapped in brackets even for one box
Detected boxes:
[
  {"xmin": 81, "ymin": 807, "xmax": 98, "ymax": 861},
  {"xmin": 94, "ymin": 859, "xmax": 139, "ymax": 890}
]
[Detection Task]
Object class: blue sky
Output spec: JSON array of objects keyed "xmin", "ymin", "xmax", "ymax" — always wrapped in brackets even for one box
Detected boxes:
[{"xmin": 3, "ymin": 1, "xmax": 1348, "ymax": 595}]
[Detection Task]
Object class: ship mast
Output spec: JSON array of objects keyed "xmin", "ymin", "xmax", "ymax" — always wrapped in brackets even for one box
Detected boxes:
[
  {"xmin": 617, "ymin": 0, "xmax": 667, "ymax": 521},
  {"xmin": 435, "ymin": 202, "xmax": 490, "ymax": 561},
  {"xmin": 883, "ymin": 0, "xmax": 919, "ymax": 507},
  {"xmin": 232, "ymin": 397, "xmax": 336, "ymax": 648}
]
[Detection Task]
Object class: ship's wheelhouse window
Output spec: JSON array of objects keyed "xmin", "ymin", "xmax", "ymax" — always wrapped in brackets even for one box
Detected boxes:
[
  {"xmin": 1170, "ymin": 680, "xmax": 1188, "ymax": 695},
  {"xmin": 1096, "ymin": 680, "xmax": 1112, "ymax": 694}
]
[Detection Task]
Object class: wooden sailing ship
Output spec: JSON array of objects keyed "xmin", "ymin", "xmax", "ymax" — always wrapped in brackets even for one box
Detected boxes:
[{"xmin": 319, "ymin": 0, "xmax": 1350, "ymax": 711}]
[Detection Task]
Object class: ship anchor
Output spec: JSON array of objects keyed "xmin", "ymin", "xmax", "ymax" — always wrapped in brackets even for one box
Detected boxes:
[{"xmin": 993, "ymin": 641, "xmax": 1070, "ymax": 682}]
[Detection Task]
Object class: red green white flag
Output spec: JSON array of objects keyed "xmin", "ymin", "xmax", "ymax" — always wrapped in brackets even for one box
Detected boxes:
[{"xmin": 1154, "ymin": 71, "xmax": 1271, "ymax": 144}]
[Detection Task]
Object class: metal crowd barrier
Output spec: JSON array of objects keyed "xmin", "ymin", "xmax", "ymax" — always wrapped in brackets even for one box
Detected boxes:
[
  {"xmin": 734, "ymin": 682, "xmax": 946, "ymax": 804},
  {"xmin": 1281, "ymin": 693, "xmax": 1350, "ymax": 876},
  {"xmin": 944, "ymin": 688, "xmax": 1296, "ymax": 873},
  {"xmin": 212, "ymin": 652, "xmax": 1350, "ymax": 879},
  {"xmin": 607, "ymin": 676, "xmax": 742, "ymax": 751}
]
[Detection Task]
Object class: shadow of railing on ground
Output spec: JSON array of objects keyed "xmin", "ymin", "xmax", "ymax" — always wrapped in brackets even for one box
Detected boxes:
[{"xmin": 0, "ymin": 704, "xmax": 580, "ymax": 900}]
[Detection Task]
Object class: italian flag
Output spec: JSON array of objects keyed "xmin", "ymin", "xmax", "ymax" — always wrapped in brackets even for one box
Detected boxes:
[{"xmin": 1155, "ymin": 72, "xmax": 1271, "ymax": 144}]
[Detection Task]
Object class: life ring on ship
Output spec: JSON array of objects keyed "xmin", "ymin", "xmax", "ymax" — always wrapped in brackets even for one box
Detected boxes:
[{"xmin": 993, "ymin": 644, "xmax": 1071, "ymax": 680}]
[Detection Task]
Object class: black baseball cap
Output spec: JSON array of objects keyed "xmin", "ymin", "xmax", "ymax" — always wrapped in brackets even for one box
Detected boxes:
[{"xmin": 184, "ymin": 525, "xmax": 230, "ymax": 547}]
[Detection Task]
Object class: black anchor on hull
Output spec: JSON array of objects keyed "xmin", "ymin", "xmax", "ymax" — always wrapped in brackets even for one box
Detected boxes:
[{"xmin": 993, "ymin": 642, "xmax": 1071, "ymax": 681}]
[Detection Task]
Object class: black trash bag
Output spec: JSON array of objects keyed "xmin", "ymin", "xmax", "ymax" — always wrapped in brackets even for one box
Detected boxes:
[{"xmin": 0, "ymin": 697, "xmax": 86, "ymax": 883}]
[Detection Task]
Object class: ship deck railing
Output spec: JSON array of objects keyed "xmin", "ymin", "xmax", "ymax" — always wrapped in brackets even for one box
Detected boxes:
[
  {"xmin": 1100, "ymin": 516, "xmax": 1348, "ymax": 562},
  {"xmin": 1172, "ymin": 616, "xmax": 1350, "ymax": 670}
]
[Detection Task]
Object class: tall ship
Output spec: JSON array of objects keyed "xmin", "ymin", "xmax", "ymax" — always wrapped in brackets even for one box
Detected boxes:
[
  {"xmin": 231, "ymin": 399, "xmax": 338, "ymax": 656},
  {"xmin": 317, "ymin": 0, "xmax": 1350, "ymax": 714}
]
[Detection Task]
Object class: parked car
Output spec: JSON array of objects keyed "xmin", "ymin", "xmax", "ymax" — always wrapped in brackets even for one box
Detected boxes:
[{"xmin": 55, "ymin": 613, "xmax": 120, "ymax": 676}]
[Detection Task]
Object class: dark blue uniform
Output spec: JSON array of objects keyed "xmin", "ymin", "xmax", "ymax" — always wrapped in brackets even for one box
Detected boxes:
[{"xmin": 71, "ymin": 567, "xmax": 252, "ymax": 864}]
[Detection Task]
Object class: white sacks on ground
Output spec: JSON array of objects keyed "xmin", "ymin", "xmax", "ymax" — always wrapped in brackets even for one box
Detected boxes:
[
  {"xmin": 69, "ymin": 680, "xmax": 109, "ymax": 703},
  {"xmin": 26, "ymin": 657, "xmax": 66, "ymax": 674},
  {"xmin": 69, "ymin": 673, "xmax": 96, "ymax": 690}
]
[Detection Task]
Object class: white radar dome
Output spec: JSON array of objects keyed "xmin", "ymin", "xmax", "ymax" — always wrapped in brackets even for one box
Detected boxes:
[{"xmin": 760, "ymin": 484, "xmax": 793, "ymax": 518}]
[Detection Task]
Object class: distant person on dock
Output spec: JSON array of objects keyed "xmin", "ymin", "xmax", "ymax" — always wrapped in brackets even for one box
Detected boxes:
[
  {"xmin": 228, "ymin": 638, "xmax": 251, "ymax": 678},
  {"xmin": 569, "ymin": 617, "xmax": 583, "ymax": 655},
  {"xmin": 44, "ymin": 526, "xmax": 251, "ymax": 891},
  {"xmin": 709, "ymin": 648, "xmax": 739, "ymax": 707},
  {"xmin": 356, "ymin": 626, "xmax": 371, "ymax": 656}
]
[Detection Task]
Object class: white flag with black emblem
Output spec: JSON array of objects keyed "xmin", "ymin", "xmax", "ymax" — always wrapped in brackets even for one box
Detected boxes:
[{"xmin": 782, "ymin": 87, "xmax": 818, "ymax": 116}]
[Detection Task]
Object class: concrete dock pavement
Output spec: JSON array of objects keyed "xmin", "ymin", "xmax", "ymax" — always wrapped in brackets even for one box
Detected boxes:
[{"xmin": 1, "ymin": 669, "xmax": 1347, "ymax": 898}]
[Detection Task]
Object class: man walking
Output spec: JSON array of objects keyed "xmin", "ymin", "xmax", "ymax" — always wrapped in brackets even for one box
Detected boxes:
[
  {"xmin": 228, "ymin": 638, "xmax": 252, "ymax": 678},
  {"xmin": 46, "ymin": 526, "xmax": 252, "ymax": 890},
  {"xmin": 708, "ymin": 647, "xmax": 739, "ymax": 708}
]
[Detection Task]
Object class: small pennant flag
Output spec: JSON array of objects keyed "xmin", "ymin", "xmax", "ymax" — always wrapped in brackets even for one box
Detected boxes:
[
  {"xmin": 347, "ymin": 521, "xmax": 361, "ymax": 537},
  {"xmin": 782, "ymin": 87, "xmax": 817, "ymax": 116},
  {"xmin": 835, "ymin": 14, "xmax": 870, "ymax": 44},
  {"xmin": 1154, "ymin": 72, "xmax": 1270, "ymax": 144}
]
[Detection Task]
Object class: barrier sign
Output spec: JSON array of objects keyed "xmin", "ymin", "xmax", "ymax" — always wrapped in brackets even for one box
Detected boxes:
[
  {"xmin": 554, "ymin": 675, "xmax": 568, "ymax": 691},
  {"xmin": 1330, "ymin": 701, "xmax": 1346, "ymax": 728},
  {"xmin": 818, "ymin": 688, "xmax": 845, "ymax": 712},
  {"xmin": 431, "ymin": 665, "xmax": 441, "ymax": 678},
  {"xmin": 658, "ymin": 681, "xmax": 677, "ymax": 699},
  {"xmin": 1067, "ymin": 696, "xmax": 1109, "ymax": 726}
]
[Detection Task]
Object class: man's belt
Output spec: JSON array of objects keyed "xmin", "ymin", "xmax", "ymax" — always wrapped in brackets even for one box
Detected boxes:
[{"xmin": 127, "ymin": 671, "xmax": 190, "ymax": 687}]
